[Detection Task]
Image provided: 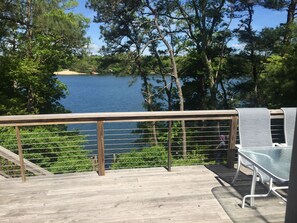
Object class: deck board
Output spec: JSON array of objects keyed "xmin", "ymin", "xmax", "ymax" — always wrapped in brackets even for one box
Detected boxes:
[{"xmin": 0, "ymin": 165, "xmax": 286, "ymax": 222}]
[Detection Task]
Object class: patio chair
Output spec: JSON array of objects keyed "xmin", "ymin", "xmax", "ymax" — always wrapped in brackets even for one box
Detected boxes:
[
  {"xmin": 281, "ymin": 107, "xmax": 297, "ymax": 146},
  {"xmin": 231, "ymin": 108, "xmax": 274, "ymax": 185}
]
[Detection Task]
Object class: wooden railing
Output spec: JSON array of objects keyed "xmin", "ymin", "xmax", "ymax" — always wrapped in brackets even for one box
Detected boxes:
[{"xmin": 0, "ymin": 109, "xmax": 284, "ymax": 182}]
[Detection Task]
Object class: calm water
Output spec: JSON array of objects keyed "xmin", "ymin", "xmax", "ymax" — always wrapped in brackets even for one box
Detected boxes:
[
  {"xmin": 58, "ymin": 75, "xmax": 144, "ymax": 113},
  {"xmin": 58, "ymin": 75, "xmax": 146, "ymax": 164}
]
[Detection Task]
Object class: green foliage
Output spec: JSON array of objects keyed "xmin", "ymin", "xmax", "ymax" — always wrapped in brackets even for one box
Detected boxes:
[
  {"xmin": 0, "ymin": 55, "xmax": 69, "ymax": 115},
  {"xmin": 0, "ymin": 1, "xmax": 93, "ymax": 175},
  {"xmin": 178, "ymin": 53, "xmax": 211, "ymax": 110},
  {"xmin": 69, "ymin": 55, "xmax": 99, "ymax": 74},
  {"xmin": 260, "ymin": 49, "xmax": 297, "ymax": 107},
  {"xmin": 111, "ymin": 146, "xmax": 167, "ymax": 169},
  {"xmin": 0, "ymin": 126, "xmax": 92, "ymax": 174},
  {"xmin": 0, "ymin": 0, "xmax": 89, "ymax": 115},
  {"xmin": 1, "ymin": 0, "xmax": 297, "ymax": 175},
  {"xmin": 86, "ymin": 0, "xmax": 297, "ymax": 110},
  {"xmin": 95, "ymin": 53, "xmax": 134, "ymax": 76},
  {"xmin": 111, "ymin": 145, "xmax": 212, "ymax": 170},
  {"xmin": 172, "ymin": 147, "xmax": 211, "ymax": 166}
]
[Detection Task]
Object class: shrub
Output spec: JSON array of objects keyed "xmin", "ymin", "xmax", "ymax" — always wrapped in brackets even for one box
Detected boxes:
[{"xmin": 111, "ymin": 146, "xmax": 167, "ymax": 169}]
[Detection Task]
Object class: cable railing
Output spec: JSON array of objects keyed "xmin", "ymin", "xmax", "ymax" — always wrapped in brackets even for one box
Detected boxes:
[{"xmin": 0, "ymin": 109, "xmax": 285, "ymax": 181}]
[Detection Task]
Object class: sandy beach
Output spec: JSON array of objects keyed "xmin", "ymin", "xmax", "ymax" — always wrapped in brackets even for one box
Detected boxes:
[{"xmin": 54, "ymin": 69, "xmax": 88, "ymax": 75}]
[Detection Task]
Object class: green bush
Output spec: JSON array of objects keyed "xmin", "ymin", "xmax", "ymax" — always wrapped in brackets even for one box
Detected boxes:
[
  {"xmin": 172, "ymin": 146, "xmax": 215, "ymax": 166},
  {"xmin": 111, "ymin": 146, "xmax": 168, "ymax": 169},
  {"xmin": 111, "ymin": 145, "xmax": 215, "ymax": 169},
  {"xmin": 0, "ymin": 126, "xmax": 92, "ymax": 174}
]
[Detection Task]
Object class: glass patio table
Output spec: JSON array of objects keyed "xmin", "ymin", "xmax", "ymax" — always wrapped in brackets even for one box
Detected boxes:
[{"xmin": 238, "ymin": 146, "xmax": 292, "ymax": 208}]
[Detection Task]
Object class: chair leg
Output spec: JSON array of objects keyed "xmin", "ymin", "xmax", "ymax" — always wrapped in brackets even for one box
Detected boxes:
[
  {"xmin": 231, "ymin": 156, "xmax": 241, "ymax": 185},
  {"xmin": 242, "ymin": 177, "xmax": 274, "ymax": 208}
]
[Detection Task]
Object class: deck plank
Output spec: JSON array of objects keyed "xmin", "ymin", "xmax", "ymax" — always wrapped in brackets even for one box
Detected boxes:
[{"xmin": 0, "ymin": 165, "xmax": 286, "ymax": 222}]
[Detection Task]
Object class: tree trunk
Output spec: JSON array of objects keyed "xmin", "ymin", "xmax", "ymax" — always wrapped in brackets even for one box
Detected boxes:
[
  {"xmin": 152, "ymin": 46, "xmax": 174, "ymax": 111},
  {"xmin": 25, "ymin": 0, "xmax": 35, "ymax": 113},
  {"xmin": 287, "ymin": 0, "xmax": 296, "ymax": 24},
  {"xmin": 26, "ymin": 0, "xmax": 32, "ymax": 56},
  {"xmin": 147, "ymin": 2, "xmax": 187, "ymax": 158},
  {"xmin": 284, "ymin": 0, "xmax": 296, "ymax": 43},
  {"xmin": 136, "ymin": 57, "xmax": 158, "ymax": 146},
  {"xmin": 141, "ymin": 70, "xmax": 158, "ymax": 146},
  {"xmin": 202, "ymin": 52, "xmax": 217, "ymax": 109},
  {"xmin": 247, "ymin": 5, "xmax": 259, "ymax": 106}
]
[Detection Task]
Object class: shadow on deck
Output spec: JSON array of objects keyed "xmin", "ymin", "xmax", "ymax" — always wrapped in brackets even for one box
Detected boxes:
[
  {"xmin": 0, "ymin": 165, "xmax": 286, "ymax": 223},
  {"xmin": 206, "ymin": 165, "xmax": 286, "ymax": 223}
]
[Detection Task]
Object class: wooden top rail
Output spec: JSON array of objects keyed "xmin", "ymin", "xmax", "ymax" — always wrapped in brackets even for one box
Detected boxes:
[{"xmin": 0, "ymin": 109, "xmax": 284, "ymax": 127}]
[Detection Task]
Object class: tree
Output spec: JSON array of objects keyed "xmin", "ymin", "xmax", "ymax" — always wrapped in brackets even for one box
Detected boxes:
[
  {"xmin": 234, "ymin": 1, "xmax": 263, "ymax": 106},
  {"xmin": 0, "ymin": 126, "xmax": 92, "ymax": 174},
  {"xmin": 144, "ymin": 0, "xmax": 187, "ymax": 157},
  {"xmin": 258, "ymin": 0, "xmax": 296, "ymax": 43},
  {"xmin": 0, "ymin": 1, "xmax": 93, "ymax": 175},
  {"xmin": 0, "ymin": 0, "xmax": 90, "ymax": 115},
  {"xmin": 88, "ymin": 0, "xmax": 190, "ymax": 156},
  {"xmin": 260, "ymin": 23, "xmax": 297, "ymax": 107},
  {"xmin": 69, "ymin": 54, "xmax": 99, "ymax": 74},
  {"xmin": 89, "ymin": 0, "xmax": 162, "ymax": 145},
  {"xmin": 169, "ymin": 0, "xmax": 233, "ymax": 110},
  {"xmin": 87, "ymin": 0, "xmax": 164, "ymax": 147}
]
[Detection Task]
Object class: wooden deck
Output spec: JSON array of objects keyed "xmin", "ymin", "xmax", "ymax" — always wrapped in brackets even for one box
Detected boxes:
[{"xmin": 0, "ymin": 165, "xmax": 286, "ymax": 223}]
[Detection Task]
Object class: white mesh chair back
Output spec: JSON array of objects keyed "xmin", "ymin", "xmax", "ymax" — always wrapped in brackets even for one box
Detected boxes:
[
  {"xmin": 281, "ymin": 107, "xmax": 297, "ymax": 146},
  {"xmin": 236, "ymin": 108, "xmax": 273, "ymax": 147}
]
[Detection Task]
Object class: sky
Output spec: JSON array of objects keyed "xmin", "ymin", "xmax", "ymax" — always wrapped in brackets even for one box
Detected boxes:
[{"xmin": 71, "ymin": 0, "xmax": 288, "ymax": 54}]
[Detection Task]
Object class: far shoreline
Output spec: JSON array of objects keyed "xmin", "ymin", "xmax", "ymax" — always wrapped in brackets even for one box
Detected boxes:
[{"xmin": 54, "ymin": 69, "xmax": 98, "ymax": 76}]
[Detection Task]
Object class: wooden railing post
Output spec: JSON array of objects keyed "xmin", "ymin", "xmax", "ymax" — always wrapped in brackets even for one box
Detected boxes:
[
  {"xmin": 167, "ymin": 121, "xmax": 172, "ymax": 172},
  {"xmin": 97, "ymin": 121, "xmax": 105, "ymax": 176},
  {"xmin": 227, "ymin": 116, "xmax": 237, "ymax": 168},
  {"xmin": 15, "ymin": 126, "xmax": 26, "ymax": 182}
]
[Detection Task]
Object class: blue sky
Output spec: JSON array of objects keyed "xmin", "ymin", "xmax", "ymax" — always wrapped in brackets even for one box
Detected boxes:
[{"xmin": 71, "ymin": 0, "xmax": 288, "ymax": 54}]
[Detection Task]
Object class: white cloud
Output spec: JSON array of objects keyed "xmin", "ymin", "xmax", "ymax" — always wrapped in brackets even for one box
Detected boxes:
[
  {"xmin": 231, "ymin": 43, "xmax": 245, "ymax": 51},
  {"xmin": 87, "ymin": 43, "xmax": 102, "ymax": 55},
  {"xmin": 227, "ymin": 38, "xmax": 246, "ymax": 51}
]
